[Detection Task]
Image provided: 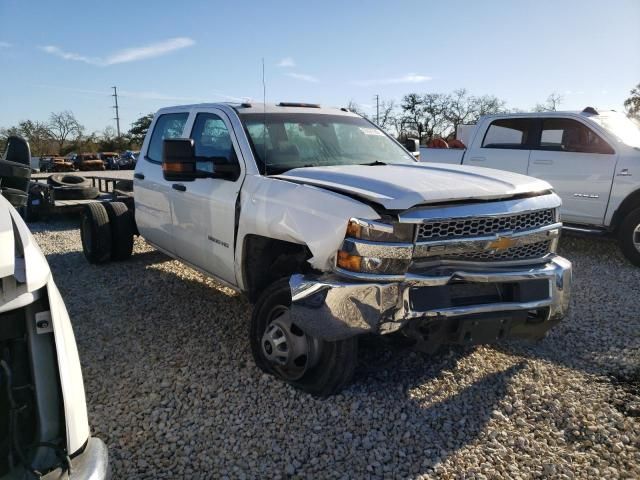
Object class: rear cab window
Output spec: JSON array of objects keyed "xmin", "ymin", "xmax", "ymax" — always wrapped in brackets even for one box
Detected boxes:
[
  {"xmin": 482, "ymin": 118, "xmax": 535, "ymax": 149},
  {"xmin": 146, "ymin": 112, "xmax": 189, "ymax": 163}
]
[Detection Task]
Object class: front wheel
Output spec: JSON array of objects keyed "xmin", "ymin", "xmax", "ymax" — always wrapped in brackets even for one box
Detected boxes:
[
  {"xmin": 619, "ymin": 207, "xmax": 640, "ymax": 267},
  {"xmin": 250, "ymin": 278, "xmax": 358, "ymax": 396}
]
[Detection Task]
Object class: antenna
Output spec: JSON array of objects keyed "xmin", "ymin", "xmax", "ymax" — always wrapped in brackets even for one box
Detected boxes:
[{"xmin": 262, "ymin": 58, "xmax": 268, "ymax": 175}]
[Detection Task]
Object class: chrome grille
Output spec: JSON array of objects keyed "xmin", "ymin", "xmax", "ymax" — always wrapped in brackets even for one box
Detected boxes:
[
  {"xmin": 417, "ymin": 209, "xmax": 556, "ymax": 242},
  {"xmin": 438, "ymin": 240, "xmax": 553, "ymax": 262}
]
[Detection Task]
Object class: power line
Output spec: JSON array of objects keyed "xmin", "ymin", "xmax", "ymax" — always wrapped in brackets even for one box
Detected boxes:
[{"xmin": 112, "ymin": 86, "xmax": 121, "ymax": 137}]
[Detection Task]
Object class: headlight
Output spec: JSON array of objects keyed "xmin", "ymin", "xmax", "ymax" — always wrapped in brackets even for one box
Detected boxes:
[
  {"xmin": 336, "ymin": 218, "xmax": 415, "ymax": 275},
  {"xmin": 345, "ymin": 218, "xmax": 415, "ymax": 242}
]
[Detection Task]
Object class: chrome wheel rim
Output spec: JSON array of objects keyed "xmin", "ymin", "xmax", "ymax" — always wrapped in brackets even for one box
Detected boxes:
[
  {"xmin": 261, "ymin": 305, "xmax": 319, "ymax": 381},
  {"xmin": 633, "ymin": 222, "xmax": 640, "ymax": 254}
]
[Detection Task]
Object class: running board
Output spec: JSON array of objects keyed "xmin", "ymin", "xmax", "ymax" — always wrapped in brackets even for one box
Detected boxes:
[{"xmin": 562, "ymin": 225, "xmax": 609, "ymax": 235}]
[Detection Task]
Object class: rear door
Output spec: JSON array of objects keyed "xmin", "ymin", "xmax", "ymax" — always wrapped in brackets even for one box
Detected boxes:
[
  {"xmin": 527, "ymin": 117, "xmax": 617, "ymax": 225},
  {"xmin": 464, "ymin": 117, "xmax": 535, "ymax": 174},
  {"xmin": 170, "ymin": 108, "xmax": 245, "ymax": 285},
  {"xmin": 134, "ymin": 112, "xmax": 189, "ymax": 253}
]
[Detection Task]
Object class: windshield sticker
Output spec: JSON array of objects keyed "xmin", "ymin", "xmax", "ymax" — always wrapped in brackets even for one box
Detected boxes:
[{"xmin": 359, "ymin": 127, "xmax": 385, "ymax": 136}]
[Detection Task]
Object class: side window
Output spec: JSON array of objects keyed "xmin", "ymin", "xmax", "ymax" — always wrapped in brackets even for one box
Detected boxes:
[
  {"xmin": 191, "ymin": 113, "xmax": 237, "ymax": 164},
  {"xmin": 482, "ymin": 118, "xmax": 533, "ymax": 149},
  {"xmin": 539, "ymin": 118, "xmax": 614, "ymax": 154},
  {"xmin": 146, "ymin": 113, "xmax": 189, "ymax": 163}
]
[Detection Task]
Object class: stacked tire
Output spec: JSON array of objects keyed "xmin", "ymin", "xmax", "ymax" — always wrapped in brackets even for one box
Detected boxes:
[
  {"xmin": 81, "ymin": 202, "xmax": 135, "ymax": 263},
  {"xmin": 47, "ymin": 174, "xmax": 99, "ymax": 200},
  {"xmin": 0, "ymin": 159, "xmax": 31, "ymax": 208}
]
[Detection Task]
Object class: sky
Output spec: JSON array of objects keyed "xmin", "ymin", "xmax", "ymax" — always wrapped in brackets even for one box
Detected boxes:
[{"xmin": 0, "ymin": 0, "xmax": 639, "ymax": 133}]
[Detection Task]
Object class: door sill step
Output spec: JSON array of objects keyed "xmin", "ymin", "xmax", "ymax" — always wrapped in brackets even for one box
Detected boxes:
[{"xmin": 562, "ymin": 225, "xmax": 609, "ymax": 235}]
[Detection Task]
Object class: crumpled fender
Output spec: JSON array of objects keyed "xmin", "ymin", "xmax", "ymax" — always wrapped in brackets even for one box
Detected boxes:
[
  {"xmin": 3, "ymin": 197, "xmax": 90, "ymax": 454},
  {"xmin": 234, "ymin": 175, "xmax": 380, "ymax": 287},
  {"xmin": 46, "ymin": 277, "xmax": 91, "ymax": 455}
]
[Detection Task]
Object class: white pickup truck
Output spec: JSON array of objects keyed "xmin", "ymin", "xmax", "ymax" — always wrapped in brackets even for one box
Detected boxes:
[
  {"xmin": 417, "ymin": 108, "xmax": 640, "ymax": 265},
  {"xmin": 80, "ymin": 102, "xmax": 572, "ymax": 396}
]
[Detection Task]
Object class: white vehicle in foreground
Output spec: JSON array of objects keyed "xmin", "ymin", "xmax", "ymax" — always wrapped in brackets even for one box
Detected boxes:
[
  {"xmin": 80, "ymin": 102, "xmax": 572, "ymax": 396},
  {"xmin": 1, "ymin": 138, "xmax": 109, "ymax": 479},
  {"xmin": 418, "ymin": 108, "xmax": 640, "ymax": 265}
]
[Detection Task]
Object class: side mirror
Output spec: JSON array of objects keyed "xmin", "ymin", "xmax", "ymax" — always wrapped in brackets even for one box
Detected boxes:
[
  {"xmin": 162, "ymin": 138, "xmax": 241, "ymax": 181},
  {"xmin": 404, "ymin": 138, "xmax": 419, "ymax": 152},
  {"xmin": 162, "ymin": 138, "xmax": 199, "ymax": 181},
  {"xmin": 404, "ymin": 138, "xmax": 420, "ymax": 159},
  {"xmin": 2, "ymin": 136, "xmax": 31, "ymax": 166}
]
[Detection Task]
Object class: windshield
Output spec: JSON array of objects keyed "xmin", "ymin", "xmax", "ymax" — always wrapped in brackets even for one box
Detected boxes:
[
  {"xmin": 240, "ymin": 113, "xmax": 415, "ymax": 174},
  {"xmin": 592, "ymin": 112, "xmax": 640, "ymax": 149}
]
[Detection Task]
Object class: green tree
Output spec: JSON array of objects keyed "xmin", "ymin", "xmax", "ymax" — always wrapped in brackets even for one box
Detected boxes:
[
  {"xmin": 624, "ymin": 83, "xmax": 640, "ymax": 120},
  {"xmin": 127, "ymin": 113, "xmax": 154, "ymax": 147}
]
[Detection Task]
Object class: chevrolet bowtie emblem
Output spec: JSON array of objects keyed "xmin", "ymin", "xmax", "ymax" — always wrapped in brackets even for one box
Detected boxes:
[{"xmin": 488, "ymin": 236, "xmax": 516, "ymax": 251}]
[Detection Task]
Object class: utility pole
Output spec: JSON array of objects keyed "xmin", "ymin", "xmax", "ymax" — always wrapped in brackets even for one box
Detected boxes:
[
  {"xmin": 112, "ymin": 86, "xmax": 121, "ymax": 137},
  {"xmin": 375, "ymin": 94, "xmax": 380, "ymax": 125}
]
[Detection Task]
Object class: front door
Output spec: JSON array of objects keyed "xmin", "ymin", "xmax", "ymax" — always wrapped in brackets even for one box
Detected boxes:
[
  {"xmin": 527, "ymin": 117, "xmax": 617, "ymax": 225},
  {"xmin": 170, "ymin": 109, "xmax": 245, "ymax": 285}
]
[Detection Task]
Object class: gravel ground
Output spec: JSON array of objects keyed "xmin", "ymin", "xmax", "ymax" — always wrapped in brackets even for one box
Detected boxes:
[{"xmin": 30, "ymin": 221, "xmax": 639, "ymax": 479}]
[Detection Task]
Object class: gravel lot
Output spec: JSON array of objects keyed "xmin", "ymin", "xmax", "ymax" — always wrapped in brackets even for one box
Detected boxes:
[{"xmin": 31, "ymin": 221, "xmax": 639, "ymax": 479}]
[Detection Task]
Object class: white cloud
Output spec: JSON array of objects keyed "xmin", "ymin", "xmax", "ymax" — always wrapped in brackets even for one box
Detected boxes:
[
  {"xmin": 286, "ymin": 72, "xmax": 319, "ymax": 83},
  {"xmin": 352, "ymin": 73, "xmax": 432, "ymax": 87},
  {"xmin": 104, "ymin": 37, "xmax": 195, "ymax": 65},
  {"xmin": 0, "ymin": 41, "xmax": 11, "ymax": 48},
  {"xmin": 39, "ymin": 37, "xmax": 195, "ymax": 66},
  {"xmin": 277, "ymin": 57, "xmax": 295, "ymax": 67},
  {"xmin": 40, "ymin": 45, "xmax": 101, "ymax": 65}
]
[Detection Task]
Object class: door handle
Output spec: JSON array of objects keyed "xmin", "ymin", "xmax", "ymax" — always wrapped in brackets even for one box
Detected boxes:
[
  {"xmin": 172, "ymin": 183, "xmax": 186, "ymax": 192},
  {"xmin": 468, "ymin": 157, "xmax": 486, "ymax": 162},
  {"xmin": 134, "ymin": 173, "xmax": 145, "ymax": 180},
  {"xmin": 532, "ymin": 159, "xmax": 553, "ymax": 165}
]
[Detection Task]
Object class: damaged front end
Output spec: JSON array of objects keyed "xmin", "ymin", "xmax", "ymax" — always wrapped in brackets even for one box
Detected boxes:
[{"xmin": 289, "ymin": 193, "xmax": 572, "ymax": 350}]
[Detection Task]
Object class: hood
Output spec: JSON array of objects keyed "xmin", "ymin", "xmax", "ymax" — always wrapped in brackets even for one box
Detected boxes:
[{"xmin": 273, "ymin": 163, "xmax": 552, "ymax": 210}]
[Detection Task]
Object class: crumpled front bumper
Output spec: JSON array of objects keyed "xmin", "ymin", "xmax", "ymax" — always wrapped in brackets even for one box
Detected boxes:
[
  {"xmin": 289, "ymin": 256, "xmax": 572, "ymax": 342},
  {"xmin": 39, "ymin": 437, "xmax": 109, "ymax": 480}
]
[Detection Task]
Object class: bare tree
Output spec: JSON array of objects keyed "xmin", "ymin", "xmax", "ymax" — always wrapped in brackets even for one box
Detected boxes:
[
  {"xmin": 624, "ymin": 83, "xmax": 640, "ymax": 120},
  {"xmin": 47, "ymin": 111, "xmax": 83, "ymax": 153},
  {"xmin": 442, "ymin": 89, "xmax": 506, "ymax": 138},
  {"xmin": 0, "ymin": 120, "xmax": 54, "ymax": 156},
  {"xmin": 346, "ymin": 100, "xmax": 368, "ymax": 119},
  {"xmin": 376, "ymin": 99, "xmax": 397, "ymax": 133},
  {"xmin": 534, "ymin": 92, "xmax": 563, "ymax": 112}
]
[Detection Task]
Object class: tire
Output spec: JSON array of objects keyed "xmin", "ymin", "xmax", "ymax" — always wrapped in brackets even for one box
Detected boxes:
[
  {"xmin": 1, "ymin": 187, "xmax": 28, "ymax": 208},
  {"xmin": 0, "ymin": 159, "xmax": 31, "ymax": 192},
  {"xmin": 250, "ymin": 278, "xmax": 358, "ymax": 396},
  {"xmin": 47, "ymin": 173, "xmax": 91, "ymax": 189},
  {"xmin": 53, "ymin": 186, "xmax": 99, "ymax": 200},
  {"xmin": 104, "ymin": 202, "xmax": 134, "ymax": 261},
  {"xmin": 81, "ymin": 203, "xmax": 112, "ymax": 264},
  {"xmin": 618, "ymin": 207, "xmax": 640, "ymax": 267}
]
